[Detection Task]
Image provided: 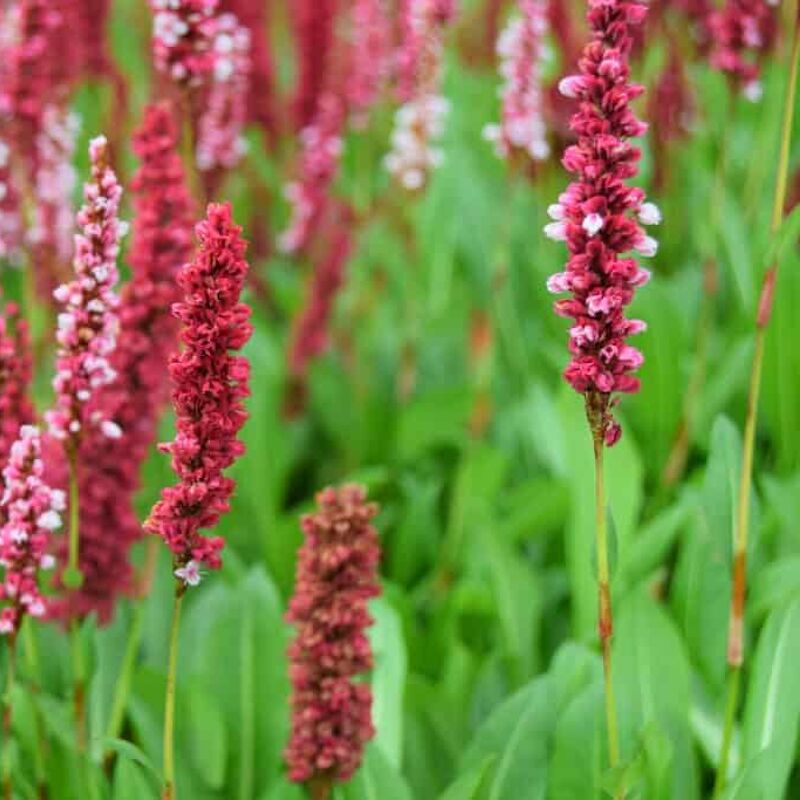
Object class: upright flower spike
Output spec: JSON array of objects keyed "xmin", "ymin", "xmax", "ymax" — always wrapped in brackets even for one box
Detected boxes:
[
  {"xmin": 545, "ymin": 0, "xmax": 657, "ymax": 446},
  {"xmin": 28, "ymin": 105, "xmax": 81, "ymax": 300},
  {"xmin": 291, "ymin": 0, "xmax": 338, "ymax": 129},
  {"xmin": 145, "ymin": 202, "xmax": 252, "ymax": 582},
  {"xmin": 278, "ymin": 94, "xmax": 346, "ymax": 255},
  {"xmin": 0, "ymin": 138, "xmax": 24, "ymax": 263},
  {"xmin": 285, "ymin": 484, "xmax": 381, "ymax": 791},
  {"xmin": 285, "ymin": 224, "xmax": 352, "ymax": 415},
  {"xmin": 49, "ymin": 104, "xmax": 195, "ymax": 624},
  {"xmin": 46, "ymin": 136, "xmax": 126, "ymax": 445},
  {"xmin": 220, "ymin": 0, "xmax": 277, "ymax": 136},
  {"xmin": 348, "ymin": 0, "xmax": 392, "ymax": 126},
  {"xmin": 385, "ymin": 0, "xmax": 455, "ymax": 190},
  {"xmin": 708, "ymin": 0, "xmax": 778, "ymax": 100},
  {"xmin": 196, "ymin": 13, "xmax": 251, "ymax": 174},
  {"xmin": 484, "ymin": 0, "xmax": 550, "ymax": 162},
  {"xmin": 0, "ymin": 426, "xmax": 64, "ymax": 637},
  {"xmin": 150, "ymin": 0, "xmax": 219, "ymax": 87},
  {"xmin": 544, "ymin": 0, "xmax": 653, "ymax": 775},
  {"xmin": 0, "ymin": 303, "xmax": 35, "ymax": 466}
]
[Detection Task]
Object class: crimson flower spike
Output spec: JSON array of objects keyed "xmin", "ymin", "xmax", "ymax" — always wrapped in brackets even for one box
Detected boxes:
[
  {"xmin": 285, "ymin": 484, "xmax": 382, "ymax": 800},
  {"xmin": 146, "ymin": 201, "xmax": 251, "ymax": 800},
  {"xmin": 543, "ymin": 0, "xmax": 656, "ymax": 780}
]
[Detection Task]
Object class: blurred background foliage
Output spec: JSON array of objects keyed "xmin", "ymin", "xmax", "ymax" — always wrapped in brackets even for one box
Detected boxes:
[{"xmin": 2, "ymin": 0, "xmax": 800, "ymax": 798}]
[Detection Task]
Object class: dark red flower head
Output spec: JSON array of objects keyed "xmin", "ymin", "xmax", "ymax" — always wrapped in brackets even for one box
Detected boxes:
[
  {"xmin": 145, "ymin": 202, "xmax": 252, "ymax": 585},
  {"xmin": 285, "ymin": 484, "xmax": 382, "ymax": 785}
]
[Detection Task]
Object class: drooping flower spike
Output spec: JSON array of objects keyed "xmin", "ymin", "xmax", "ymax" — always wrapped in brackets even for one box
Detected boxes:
[
  {"xmin": 348, "ymin": 0, "xmax": 392, "ymax": 126},
  {"xmin": 145, "ymin": 202, "xmax": 252, "ymax": 585},
  {"xmin": 285, "ymin": 484, "xmax": 381, "ymax": 787},
  {"xmin": 545, "ymin": 0, "xmax": 657, "ymax": 445},
  {"xmin": 46, "ymin": 135, "xmax": 126, "ymax": 446},
  {"xmin": 0, "ymin": 426, "xmax": 64, "ymax": 637},
  {"xmin": 484, "ymin": 0, "xmax": 550, "ymax": 163}
]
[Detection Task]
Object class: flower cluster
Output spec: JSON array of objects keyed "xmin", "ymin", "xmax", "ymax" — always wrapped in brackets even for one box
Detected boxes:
[
  {"xmin": 0, "ymin": 139, "xmax": 23, "ymax": 263},
  {"xmin": 348, "ymin": 0, "xmax": 392, "ymax": 126},
  {"xmin": 145, "ymin": 202, "xmax": 252, "ymax": 583},
  {"xmin": 50, "ymin": 104, "xmax": 195, "ymax": 624},
  {"xmin": 196, "ymin": 13, "xmax": 251, "ymax": 172},
  {"xmin": 0, "ymin": 426, "xmax": 63, "ymax": 637},
  {"xmin": 291, "ymin": 0, "xmax": 337, "ymax": 129},
  {"xmin": 150, "ymin": 0, "xmax": 219, "ymax": 86},
  {"xmin": 46, "ymin": 136, "xmax": 126, "ymax": 444},
  {"xmin": 0, "ymin": 0, "xmax": 65, "ymax": 155},
  {"xmin": 279, "ymin": 94, "xmax": 345, "ymax": 254},
  {"xmin": 288, "ymin": 227, "xmax": 352, "ymax": 380},
  {"xmin": 0, "ymin": 303, "xmax": 34, "ymax": 465},
  {"xmin": 285, "ymin": 484, "xmax": 381, "ymax": 785},
  {"xmin": 545, "ymin": 0, "xmax": 657, "ymax": 446},
  {"xmin": 385, "ymin": 0, "xmax": 454, "ymax": 190},
  {"xmin": 28, "ymin": 105, "xmax": 80, "ymax": 298},
  {"xmin": 484, "ymin": 0, "xmax": 550, "ymax": 162},
  {"xmin": 708, "ymin": 0, "xmax": 778, "ymax": 100},
  {"xmin": 220, "ymin": 0, "xmax": 276, "ymax": 135}
]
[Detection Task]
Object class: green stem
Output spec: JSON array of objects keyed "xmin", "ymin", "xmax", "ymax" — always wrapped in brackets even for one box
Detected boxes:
[
  {"xmin": 713, "ymin": 666, "xmax": 742, "ymax": 800},
  {"xmin": 70, "ymin": 621, "xmax": 86, "ymax": 753},
  {"xmin": 65, "ymin": 447, "xmax": 83, "ymax": 588},
  {"xmin": 22, "ymin": 621, "xmax": 47, "ymax": 794},
  {"xmin": 104, "ymin": 605, "xmax": 144, "ymax": 749},
  {"xmin": 585, "ymin": 395, "xmax": 621, "ymax": 791},
  {"xmin": 715, "ymin": 15, "xmax": 800, "ymax": 796},
  {"xmin": 3, "ymin": 636, "xmax": 17, "ymax": 800},
  {"xmin": 162, "ymin": 589, "xmax": 184, "ymax": 800}
]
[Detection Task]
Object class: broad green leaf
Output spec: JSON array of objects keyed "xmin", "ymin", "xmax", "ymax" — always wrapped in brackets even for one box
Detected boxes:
[
  {"xmin": 437, "ymin": 756, "xmax": 496, "ymax": 800},
  {"xmin": 113, "ymin": 756, "xmax": 158, "ymax": 800},
  {"xmin": 369, "ymin": 598, "xmax": 407, "ymax": 767},
  {"xmin": 741, "ymin": 598, "xmax": 800, "ymax": 800},
  {"xmin": 337, "ymin": 744, "xmax": 414, "ymax": 800}
]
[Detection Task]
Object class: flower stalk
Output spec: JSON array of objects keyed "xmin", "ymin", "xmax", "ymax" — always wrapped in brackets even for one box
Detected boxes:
[
  {"xmin": 162, "ymin": 587, "xmax": 184, "ymax": 800},
  {"xmin": 714, "ymin": 13, "xmax": 800, "ymax": 797}
]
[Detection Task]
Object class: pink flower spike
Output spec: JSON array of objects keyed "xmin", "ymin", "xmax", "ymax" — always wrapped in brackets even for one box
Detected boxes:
[
  {"xmin": 150, "ymin": 0, "xmax": 219, "ymax": 87},
  {"xmin": 0, "ymin": 425, "xmax": 62, "ymax": 638},
  {"xmin": 545, "ymin": 0, "xmax": 656, "ymax": 445},
  {"xmin": 45, "ymin": 135, "xmax": 125, "ymax": 446},
  {"xmin": 196, "ymin": 12, "xmax": 251, "ymax": 172},
  {"xmin": 145, "ymin": 202, "xmax": 252, "ymax": 579},
  {"xmin": 484, "ymin": 0, "xmax": 550, "ymax": 162},
  {"xmin": 285, "ymin": 484, "xmax": 381, "ymax": 785}
]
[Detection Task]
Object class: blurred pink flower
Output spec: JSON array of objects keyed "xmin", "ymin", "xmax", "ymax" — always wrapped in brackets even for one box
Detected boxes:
[
  {"xmin": 348, "ymin": 0, "xmax": 392, "ymax": 126},
  {"xmin": 484, "ymin": 0, "xmax": 550, "ymax": 162},
  {"xmin": 0, "ymin": 426, "xmax": 64, "ymax": 637},
  {"xmin": 0, "ymin": 303, "xmax": 35, "ymax": 466},
  {"xmin": 285, "ymin": 484, "xmax": 381, "ymax": 785}
]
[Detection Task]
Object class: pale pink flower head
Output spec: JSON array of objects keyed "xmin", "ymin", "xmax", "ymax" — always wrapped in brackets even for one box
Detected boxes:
[
  {"xmin": 348, "ymin": 0, "xmax": 392, "ymax": 126},
  {"xmin": 386, "ymin": 0, "xmax": 455, "ymax": 190},
  {"xmin": 708, "ymin": 0, "xmax": 777, "ymax": 100},
  {"xmin": 484, "ymin": 0, "xmax": 550, "ymax": 162},
  {"xmin": 45, "ymin": 135, "xmax": 126, "ymax": 446},
  {"xmin": 150, "ymin": 0, "xmax": 219, "ymax": 86},
  {"xmin": 0, "ymin": 425, "xmax": 64, "ymax": 637},
  {"xmin": 279, "ymin": 94, "xmax": 346, "ymax": 254},
  {"xmin": 196, "ymin": 12, "xmax": 251, "ymax": 172},
  {"xmin": 544, "ymin": 0, "xmax": 655, "ymax": 445}
]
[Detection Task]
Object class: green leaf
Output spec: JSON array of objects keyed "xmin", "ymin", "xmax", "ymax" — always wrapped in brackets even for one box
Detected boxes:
[
  {"xmin": 613, "ymin": 593, "xmax": 700, "ymax": 800},
  {"xmin": 337, "ymin": 744, "xmax": 414, "ymax": 800},
  {"xmin": 741, "ymin": 598, "xmax": 800, "ymax": 800},
  {"xmin": 183, "ymin": 685, "xmax": 228, "ymax": 789},
  {"xmin": 369, "ymin": 598, "xmax": 407, "ymax": 768},
  {"xmin": 749, "ymin": 556, "xmax": 800, "ymax": 621},
  {"xmin": 437, "ymin": 755, "xmax": 496, "ymax": 800},
  {"xmin": 113, "ymin": 756, "xmax": 158, "ymax": 800}
]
